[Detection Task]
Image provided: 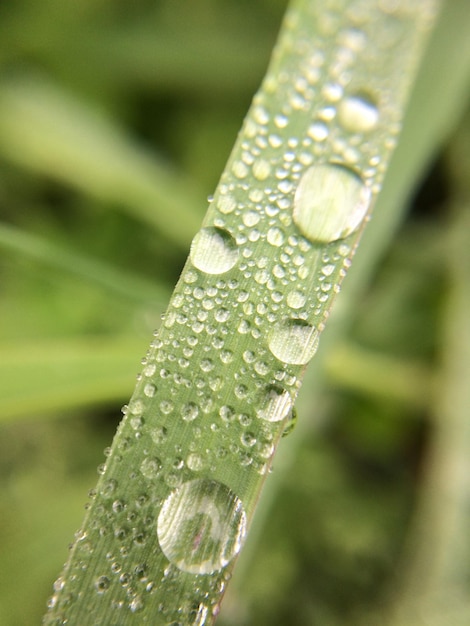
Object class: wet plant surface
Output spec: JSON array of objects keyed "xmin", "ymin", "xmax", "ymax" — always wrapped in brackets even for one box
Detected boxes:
[{"xmin": 0, "ymin": 1, "xmax": 469, "ymax": 625}]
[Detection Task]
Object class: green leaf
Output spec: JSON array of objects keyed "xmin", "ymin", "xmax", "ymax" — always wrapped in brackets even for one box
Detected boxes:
[{"xmin": 42, "ymin": 1, "xmax": 444, "ymax": 624}]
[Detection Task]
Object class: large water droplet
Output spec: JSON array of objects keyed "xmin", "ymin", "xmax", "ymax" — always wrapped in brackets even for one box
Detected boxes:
[
  {"xmin": 157, "ymin": 479, "xmax": 246, "ymax": 574},
  {"xmin": 268, "ymin": 319, "xmax": 319, "ymax": 365},
  {"xmin": 190, "ymin": 227, "xmax": 238, "ymax": 274},
  {"xmin": 293, "ymin": 163, "xmax": 371, "ymax": 243},
  {"xmin": 338, "ymin": 93, "xmax": 379, "ymax": 133},
  {"xmin": 256, "ymin": 385, "xmax": 293, "ymax": 422}
]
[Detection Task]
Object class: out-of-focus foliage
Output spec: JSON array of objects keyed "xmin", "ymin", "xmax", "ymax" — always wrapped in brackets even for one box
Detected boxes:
[{"xmin": 0, "ymin": 1, "xmax": 469, "ymax": 625}]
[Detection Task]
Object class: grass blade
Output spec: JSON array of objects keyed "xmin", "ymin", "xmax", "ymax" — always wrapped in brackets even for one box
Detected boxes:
[
  {"xmin": 0, "ymin": 77, "xmax": 203, "ymax": 248},
  {"xmin": 42, "ymin": 1, "xmax": 439, "ymax": 624}
]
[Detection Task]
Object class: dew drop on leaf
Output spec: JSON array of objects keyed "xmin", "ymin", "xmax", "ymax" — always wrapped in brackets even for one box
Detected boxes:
[
  {"xmin": 140, "ymin": 457, "xmax": 162, "ymax": 480},
  {"xmin": 186, "ymin": 453, "xmax": 206, "ymax": 472},
  {"xmin": 182, "ymin": 402, "xmax": 199, "ymax": 422},
  {"xmin": 190, "ymin": 227, "xmax": 239, "ymax": 274},
  {"xmin": 286, "ymin": 290, "xmax": 306, "ymax": 309},
  {"xmin": 94, "ymin": 575, "xmax": 110, "ymax": 595},
  {"xmin": 307, "ymin": 121, "xmax": 329, "ymax": 141},
  {"xmin": 338, "ymin": 93, "xmax": 379, "ymax": 133},
  {"xmin": 266, "ymin": 227, "xmax": 285, "ymax": 247},
  {"xmin": 268, "ymin": 319, "xmax": 320, "ymax": 365},
  {"xmin": 252, "ymin": 158, "xmax": 272, "ymax": 180},
  {"xmin": 157, "ymin": 479, "xmax": 246, "ymax": 574},
  {"xmin": 293, "ymin": 163, "xmax": 371, "ymax": 243},
  {"xmin": 256, "ymin": 385, "xmax": 293, "ymax": 422}
]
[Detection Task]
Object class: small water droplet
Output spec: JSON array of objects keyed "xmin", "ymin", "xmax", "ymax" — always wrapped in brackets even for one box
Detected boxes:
[
  {"xmin": 215, "ymin": 308, "xmax": 230, "ymax": 323},
  {"xmin": 157, "ymin": 479, "xmax": 246, "ymax": 574},
  {"xmin": 338, "ymin": 93, "xmax": 379, "ymax": 132},
  {"xmin": 112, "ymin": 499, "xmax": 124, "ymax": 513},
  {"xmin": 151, "ymin": 426, "xmax": 168, "ymax": 444},
  {"xmin": 182, "ymin": 402, "xmax": 199, "ymax": 422},
  {"xmin": 200, "ymin": 359, "xmax": 214, "ymax": 373},
  {"xmin": 240, "ymin": 432, "xmax": 257, "ymax": 447},
  {"xmin": 186, "ymin": 453, "xmax": 206, "ymax": 472},
  {"xmin": 143, "ymin": 383, "xmax": 156, "ymax": 398},
  {"xmin": 217, "ymin": 194, "xmax": 237, "ymax": 214},
  {"xmin": 129, "ymin": 596, "xmax": 144, "ymax": 613},
  {"xmin": 274, "ymin": 114, "xmax": 288, "ymax": 128},
  {"xmin": 307, "ymin": 121, "xmax": 329, "ymax": 141},
  {"xmin": 286, "ymin": 290, "xmax": 306, "ymax": 309},
  {"xmin": 160, "ymin": 400, "xmax": 174, "ymax": 415},
  {"xmin": 252, "ymin": 105, "xmax": 269, "ymax": 125},
  {"xmin": 94, "ymin": 575, "xmax": 110, "ymax": 594},
  {"xmin": 257, "ymin": 385, "xmax": 293, "ymax": 422},
  {"xmin": 268, "ymin": 319, "xmax": 319, "ymax": 365},
  {"xmin": 266, "ymin": 227, "xmax": 285, "ymax": 247},
  {"xmin": 252, "ymin": 159, "xmax": 272, "ymax": 181},
  {"xmin": 232, "ymin": 160, "xmax": 249, "ymax": 178},
  {"xmin": 190, "ymin": 227, "xmax": 238, "ymax": 274},
  {"xmin": 220, "ymin": 406, "xmax": 236, "ymax": 423},
  {"xmin": 293, "ymin": 163, "xmax": 371, "ymax": 243},
  {"xmin": 242, "ymin": 211, "xmax": 260, "ymax": 227},
  {"xmin": 140, "ymin": 457, "xmax": 162, "ymax": 480},
  {"xmin": 143, "ymin": 363, "xmax": 156, "ymax": 377}
]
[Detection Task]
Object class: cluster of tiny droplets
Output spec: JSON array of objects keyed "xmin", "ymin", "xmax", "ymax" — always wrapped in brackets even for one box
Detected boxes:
[{"xmin": 44, "ymin": 0, "xmax": 438, "ymax": 623}]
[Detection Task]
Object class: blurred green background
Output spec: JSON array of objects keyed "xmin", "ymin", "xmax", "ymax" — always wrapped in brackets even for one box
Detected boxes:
[{"xmin": 0, "ymin": 1, "xmax": 469, "ymax": 625}]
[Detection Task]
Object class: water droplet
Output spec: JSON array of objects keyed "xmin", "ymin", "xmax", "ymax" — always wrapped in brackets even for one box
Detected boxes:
[
  {"xmin": 266, "ymin": 227, "xmax": 285, "ymax": 247},
  {"xmin": 293, "ymin": 163, "xmax": 371, "ymax": 243},
  {"xmin": 220, "ymin": 406, "xmax": 235, "ymax": 423},
  {"xmin": 252, "ymin": 105, "xmax": 269, "ymax": 125},
  {"xmin": 190, "ymin": 227, "xmax": 238, "ymax": 274},
  {"xmin": 151, "ymin": 426, "xmax": 168, "ymax": 444},
  {"xmin": 160, "ymin": 400, "xmax": 174, "ymax": 414},
  {"xmin": 217, "ymin": 194, "xmax": 237, "ymax": 215},
  {"xmin": 232, "ymin": 160, "xmax": 249, "ymax": 178},
  {"xmin": 143, "ymin": 383, "xmax": 156, "ymax": 398},
  {"xmin": 200, "ymin": 359, "xmax": 214, "ymax": 373},
  {"xmin": 100, "ymin": 478, "xmax": 117, "ymax": 496},
  {"xmin": 143, "ymin": 363, "xmax": 156, "ymax": 377},
  {"xmin": 215, "ymin": 308, "xmax": 230, "ymax": 323},
  {"xmin": 157, "ymin": 479, "xmax": 246, "ymax": 574},
  {"xmin": 241, "ymin": 432, "xmax": 257, "ymax": 447},
  {"xmin": 94, "ymin": 575, "xmax": 110, "ymax": 594},
  {"xmin": 220, "ymin": 350, "xmax": 233, "ymax": 364},
  {"xmin": 274, "ymin": 114, "xmax": 288, "ymax": 128},
  {"xmin": 242, "ymin": 211, "xmax": 260, "ymax": 227},
  {"xmin": 338, "ymin": 93, "xmax": 379, "ymax": 132},
  {"xmin": 129, "ymin": 596, "xmax": 144, "ymax": 613},
  {"xmin": 182, "ymin": 402, "xmax": 199, "ymax": 422},
  {"xmin": 286, "ymin": 290, "xmax": 306, "ymax": 309},
  {"xmin": 252, "ymin": 159, "xmax": 272, "ymax": 181},
  {"xmin": 268, "ymin": 319, "xmax": 320, "ymax": 365},
  {"xmin": 140, "ymin": 457, "xmax": 162, "ymax": 480},
  {"xmin": 186, "ymin": 453, "xmax": 206, "ymax": 472},
  {"xmin": 307, "ymin": 121, "xmax": 329, "ymax": 142},
  {"xmin": 257, "ymin": 385, "xmax": 293, "ymax": 422}
]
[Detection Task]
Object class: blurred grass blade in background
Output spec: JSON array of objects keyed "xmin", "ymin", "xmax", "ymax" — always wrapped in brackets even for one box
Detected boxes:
[{"xmin": 0, "ymin": 76, "xmax": 203, "ymax": 248}]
